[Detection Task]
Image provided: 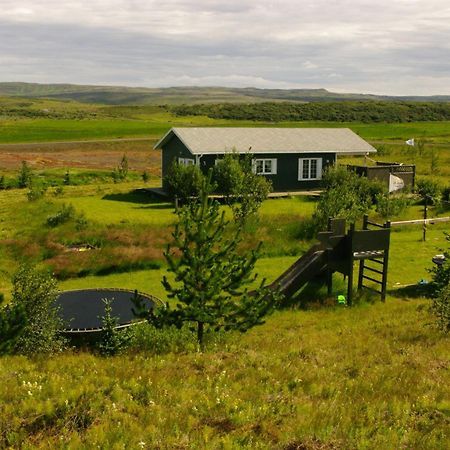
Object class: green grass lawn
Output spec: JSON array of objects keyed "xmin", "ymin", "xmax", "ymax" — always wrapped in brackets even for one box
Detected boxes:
[{"xmin": 1, "ymin": 179, "xmax": 448, "ymax": 297}]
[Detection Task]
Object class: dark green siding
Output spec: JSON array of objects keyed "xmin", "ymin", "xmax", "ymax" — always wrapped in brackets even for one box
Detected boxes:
[
  {"xmin": 160, "ymin": 137, "xmax": 336, "ymax": 191},
  {"xmin": 202, "ymin": 153, "xmax": 336, "ymax": 191}
]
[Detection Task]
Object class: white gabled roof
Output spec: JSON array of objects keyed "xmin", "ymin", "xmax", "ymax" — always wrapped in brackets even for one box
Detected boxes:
[{"xmin": 154, "ymin": 127, "xmax": 377, "ymax": 155}]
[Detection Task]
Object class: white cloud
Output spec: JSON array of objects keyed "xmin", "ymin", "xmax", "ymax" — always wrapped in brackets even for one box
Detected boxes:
[{"xmin": 0, "ymin": 0, "xmax": 449, "ymax": 94}]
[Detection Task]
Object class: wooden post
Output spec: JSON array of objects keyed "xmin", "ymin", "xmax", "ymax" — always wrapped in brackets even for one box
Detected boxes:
[
  {"xmin": 327, "ymin": 266, "xmax": 333, "ymax": 296},
  {"xmin": 423, "ymin": 197, "xmax": 428, "ymax": 242},
  {"xmin": 358, "ymin": 260, "xmax": 364, "ymax": 292},
  {"xmin": 347, "ymin": 223, "xmax": 355, "ymax": 306},
  {"xmin": 358, "ymin": 214, "xmax": 368, "ymax": 292},
  {"xmin": 381, "ymin": 220, "xmax": 391, "ymax": 302},
  {"xmin": 326, "ymin": 217, "xmax": 333, "ymax": 296},
  {"xmin": 362, "ymin": 214, "xmax": 369, "ymax": 231}
]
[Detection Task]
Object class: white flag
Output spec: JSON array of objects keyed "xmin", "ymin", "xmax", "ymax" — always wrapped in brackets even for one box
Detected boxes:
[
  {"xmin": 405, "ymin": 138, "xmax": 415, "ymax": 146},
  {"xmin": 389, "ymin": 174, "xmax": 405, "ymax": 193}
]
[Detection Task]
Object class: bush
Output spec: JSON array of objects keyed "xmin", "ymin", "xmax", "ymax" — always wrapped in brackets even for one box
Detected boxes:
[
  {"xmin": 27, "ymin": 184, "xmax": 47, "ymax": 201},
  {"xmin": 46, "ymin": 203, "xmax": 76, "ymax": 227},
  {"xmin": 213, "ymin": 153, "xmax": 271, "ymax": 222},
  {"xmin": 416, "ymin": 178, "xmax": 442, "ymax": 205},
  {"xmin": 375, "ymin": 193, "xmax": 411, "ymax": 218},
  {"xmin": 63, "ymin": 170, "xmax": 71, "ymax": 185},
  {"xmin": 11, "ymin": 265, "xmax": 66, "ymax": 355},
  {"xmin": 430, "ymin": 233, "xmax": 450, "ymax": 293},
  {"xmin": 17, "ymin": 161, "xmax": 33, "ymax": 188},
  {"xmin": 164, "ymin": 161, "xmax": 205, "ymax": 200},
  {"xmin": 442, "ymin": 186, "xmax": 450, "ymax": 210},
  {"xmin": 112, "ymin": 154, "xmax": 129, "ymax": 183},
  {"xmin": 0, "ymin": 293, "xmax": 27, "ymax": 355},
  {"xmin": 313, "ymin": 166, "xmax": 381, "ymax": 229}
]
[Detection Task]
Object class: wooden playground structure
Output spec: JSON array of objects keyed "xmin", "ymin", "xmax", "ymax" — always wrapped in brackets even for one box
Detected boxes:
[{"xmin": 270, "ymin": 214, "xmax": 392, "ymax": 305}]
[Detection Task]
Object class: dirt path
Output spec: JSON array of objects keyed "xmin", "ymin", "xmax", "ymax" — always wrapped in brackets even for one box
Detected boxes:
[
  {"xmin": 0, "ymin": 137, "xmax": 156, "ymax": 151},
  {"xmin": 0, "ymin": 139, "xmax": 160, "ymax": 172}
]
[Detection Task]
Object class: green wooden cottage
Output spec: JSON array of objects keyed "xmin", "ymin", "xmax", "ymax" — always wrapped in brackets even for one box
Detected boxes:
[{"xmin": 154, "ymin": 127, "xmax": 377, "ymax": 192}]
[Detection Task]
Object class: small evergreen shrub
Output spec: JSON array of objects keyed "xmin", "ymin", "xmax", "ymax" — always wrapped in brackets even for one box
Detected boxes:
[
  {"xmin": 46, "ymin": 203, "xmax": 75, "ymax": 227},
  {"xmin": 97, "ymin": 298, "xmax": 131, "ymax": 356},
  {"xmin": 112, "ymin": 154, "xmax": 129, "ymax": 183},
  {"xmin": 17, "ymin": 161, "xmax": 33, "ymax": 188}
]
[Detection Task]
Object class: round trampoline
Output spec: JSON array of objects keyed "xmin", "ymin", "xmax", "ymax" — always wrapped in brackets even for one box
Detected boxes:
[{"xmin": 55, "ymin": 288, "xmax": 162, "ymax": 334}]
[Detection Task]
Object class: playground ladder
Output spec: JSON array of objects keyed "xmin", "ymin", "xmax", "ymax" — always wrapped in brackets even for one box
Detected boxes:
[{"xmin": 357, "ymin": 215, "xmax": 391, "ymax": 301}]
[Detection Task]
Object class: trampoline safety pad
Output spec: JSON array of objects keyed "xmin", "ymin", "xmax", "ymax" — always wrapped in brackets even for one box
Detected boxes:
[{"xmin": 55, "ymin": 289, "xmax": 161, "ymax": 333}]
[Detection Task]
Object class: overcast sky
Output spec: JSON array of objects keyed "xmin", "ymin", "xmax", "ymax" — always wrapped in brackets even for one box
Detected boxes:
[{"xmin": 1, "ymin": 0, "xmax": 449, "ymax": 95}]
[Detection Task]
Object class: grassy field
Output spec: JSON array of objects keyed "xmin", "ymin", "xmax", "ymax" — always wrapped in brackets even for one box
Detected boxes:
[
  {"xmin": 0, "ymin": 300, "xmax": 449, "ymax": 449},
  {"xmin": 1, "ymin": 94, "xmax": 450, "ymax": 144},
  {"xmin": 0, "ymin": 178, "xmax": 448, "ymax": 298},
  {"xmin": 2, "ymin": 116, "xmax": 450, "ymax": 144}
]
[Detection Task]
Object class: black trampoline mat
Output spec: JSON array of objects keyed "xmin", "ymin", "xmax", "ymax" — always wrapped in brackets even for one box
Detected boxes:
[{"xmin": 56, "ymin": 289, "xmax": 157, "ymax": 331}]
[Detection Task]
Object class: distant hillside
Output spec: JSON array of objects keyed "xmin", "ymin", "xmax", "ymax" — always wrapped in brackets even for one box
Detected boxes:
[{"xmin": 1, "ymin": 82, "xmax": 449, "ymax": 105}]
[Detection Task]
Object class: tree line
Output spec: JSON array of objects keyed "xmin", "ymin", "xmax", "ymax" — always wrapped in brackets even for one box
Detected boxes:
[{"xmin": 171, "ymin": 101, "xmax": 450, "ymax": 123}]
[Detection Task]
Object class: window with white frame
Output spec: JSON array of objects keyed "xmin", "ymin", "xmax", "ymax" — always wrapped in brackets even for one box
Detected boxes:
[
  {"xmin": 298, "ymin": 158, "xmax": 322, "ymax": 180},
  {"xmin": 178, "ymin": 157, "xmax": 195, "ymax": 166},
  {"xmin": 252, "ymin": 158, "xmax": 277, "ymax": 175}
]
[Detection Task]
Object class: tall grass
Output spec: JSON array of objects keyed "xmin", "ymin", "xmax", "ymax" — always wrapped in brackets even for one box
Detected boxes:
[{"xmin": 0, "ymin": 300, "xmax": 448, "ymax": 448}]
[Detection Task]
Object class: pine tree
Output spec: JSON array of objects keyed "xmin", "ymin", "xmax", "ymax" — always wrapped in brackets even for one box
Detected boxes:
[
  {"xmin": 97, "ymin": 298, "xmax": 130, "ymax": 356},
  {"xmin": 134, "ymin": 176, "xmax": 277, "ymax": 348},
  {"xmin": 17, "ymin": 161, "xmax": 33, "ymax": 188}
]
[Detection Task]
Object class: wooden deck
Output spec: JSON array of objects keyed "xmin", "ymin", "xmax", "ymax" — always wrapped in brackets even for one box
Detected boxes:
[{"xmin": 142, "ymin": 187, "xmax": 322, "ymax": 199}]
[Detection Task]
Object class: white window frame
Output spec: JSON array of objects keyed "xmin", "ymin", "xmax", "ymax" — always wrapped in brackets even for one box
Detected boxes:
[
  {"xmin": 298, "ymin": 158, "xmax": 322, "ymax": 181},
  {"xmin": 178, "ymin": 157, "xmax": 195, "ymax": 166},
  {"xmin": 252, "ymin": 158, "xmax": 277, "ymax": 175}
]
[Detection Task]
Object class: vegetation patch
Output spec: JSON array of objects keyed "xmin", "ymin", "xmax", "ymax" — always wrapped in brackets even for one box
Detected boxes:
[{"xmin": 171, "ymin": 101, "xmax": 450, "ymax": 123}]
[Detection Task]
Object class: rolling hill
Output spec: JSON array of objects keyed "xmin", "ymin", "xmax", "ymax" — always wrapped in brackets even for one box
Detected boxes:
[{"xmin": 1, "ymin": 82, "xmax": 449, "ymax": 105}]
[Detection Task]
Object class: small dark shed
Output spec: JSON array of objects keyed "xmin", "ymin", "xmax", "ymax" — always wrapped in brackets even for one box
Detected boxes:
[
  {"xmin": 347, "ymin": 162, "xmax": 416, "ymax": 192},
  {"xmin": 154, "ymin": 127, "xmax": 377, "ymax": 192}
]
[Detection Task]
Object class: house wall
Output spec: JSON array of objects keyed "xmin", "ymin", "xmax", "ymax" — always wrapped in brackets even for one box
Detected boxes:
[
  {"xmin": 161, "ymin": 138, "xmax": 336, "ymax": 191},
  {"xmin": 201, "ymin": 153, "xmax": 336, "ymax": 191}
]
